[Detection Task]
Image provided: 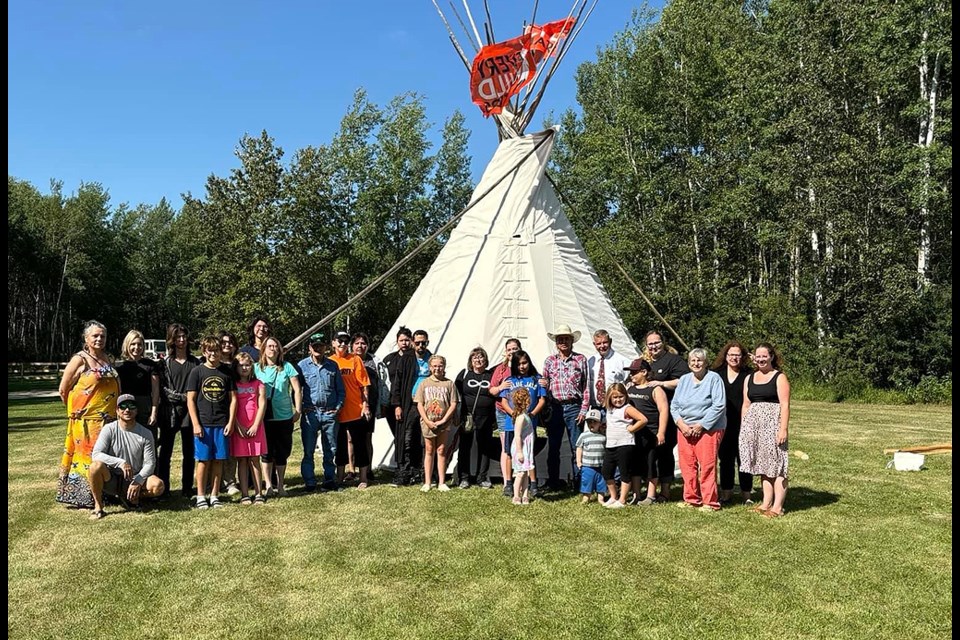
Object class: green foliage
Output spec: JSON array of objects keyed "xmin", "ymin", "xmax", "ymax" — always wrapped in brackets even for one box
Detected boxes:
[
  {"xmin": 554, "ymin": 0, "xmax": 952, "ymax": 392},
  {"xmin": 7, "ymin": 91, "xmax": 472, "ymax": 358}
]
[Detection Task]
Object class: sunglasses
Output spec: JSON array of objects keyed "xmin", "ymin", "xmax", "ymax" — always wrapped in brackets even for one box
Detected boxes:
[
  {"xmin": 414, "ymin": 340, "xmax": 428, "ymax": 346},
  {"xmin": 646, "ymin": 341, "xmax": 662, "ymax": 347},
  {"xmin": 118, "ymin": 403, "xmax": 137, "ymax": 411}
]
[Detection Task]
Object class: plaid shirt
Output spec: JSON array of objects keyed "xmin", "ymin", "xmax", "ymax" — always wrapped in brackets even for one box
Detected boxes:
[{"xmin": 542, "ymin": 352, "xmax": 590, "ymax": 416}]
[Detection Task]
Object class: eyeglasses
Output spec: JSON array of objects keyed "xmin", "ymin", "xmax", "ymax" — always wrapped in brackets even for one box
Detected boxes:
[
  {"xmin": 646, "ymin": 341, "xmax": 662, "ymax": 347},
  {"xmin": 727, "ymin": 353, "xmax": 742, "ymax": 359},
  {"xmin": 118, "ymin": 403, "xmax": 137, "ymax": 411},
  {"xmin": 414, "ymin": 340, "xmax": 428, "ymax": 346}
]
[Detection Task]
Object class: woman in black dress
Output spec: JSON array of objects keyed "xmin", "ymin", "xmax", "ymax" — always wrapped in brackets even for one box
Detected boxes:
[{"xmin": 712, "ymin": 340, "xmax": 753, "ymax": 505}]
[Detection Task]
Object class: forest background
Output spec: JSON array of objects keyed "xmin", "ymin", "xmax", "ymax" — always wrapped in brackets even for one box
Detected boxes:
[{"xmin": 7, "ymin": 0, "xmax": 952, "ymax": 403}]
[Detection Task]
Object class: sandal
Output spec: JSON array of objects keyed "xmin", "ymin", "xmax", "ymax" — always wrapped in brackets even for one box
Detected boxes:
[
  {"xmin": 751, "ymin": 504, "xmax": 770, "ymax": 513},
  {"xmin": 209, "ymin": 497, "xmax": 224, "ymax": 509},
  {"xmin": 762, "ymin": 509, "xmax": 784, "ymax": 518},
  {"xmin": 357, "ymin": 482, "xmax": 369, "ymax": 491},
  {"xmin": 239, "ymin": 496, "xmax": 253, "ymax": 506},
  {"xmin": 253, "ymin": 494, "xmax": 266, "ymax": 505},
  {"xmin": 89, "ymin": 509, "xmax": 106, "ymax": 520}
]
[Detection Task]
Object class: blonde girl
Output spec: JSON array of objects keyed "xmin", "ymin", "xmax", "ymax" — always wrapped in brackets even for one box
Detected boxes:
[
  {"xmin": 602, "ymin": 383, "xmax": 647, "ymax": 508},
  {"xmin": 232, "ymin": 352, "xmax": 268, "ymax": 504},
  {"xmin": 510, "ymin": 387, "xmax": 534, "ymax": 505}
]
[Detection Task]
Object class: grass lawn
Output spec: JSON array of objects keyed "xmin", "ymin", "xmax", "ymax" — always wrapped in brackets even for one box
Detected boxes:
[{"xmin": 8, "ymin": 398, "xmax": 952, "ymax": 639}]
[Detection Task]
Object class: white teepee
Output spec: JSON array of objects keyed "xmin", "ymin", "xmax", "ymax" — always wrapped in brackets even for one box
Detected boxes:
[{"xmin": 372, "ymin": 127, "xmax": 639, "ymax": 472}]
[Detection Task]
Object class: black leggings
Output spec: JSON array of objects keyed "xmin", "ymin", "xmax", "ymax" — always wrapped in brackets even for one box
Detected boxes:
[
  {"xmin": 261, "ymin": 419, "xmax": 294, "ymax": 466},
  {"xmin": 336, "ymin": 418, "xmax": 371, "ymax": 468},
  {"xmin": 457, "ymin": 410, "xmax": 497, "ymax": 481},
  {"xmin": 718, "ymin": 423, "xmax": 753, "ymax": 492},
  {"xmin": 157, "ymin": 404, "xmax": 194, "ymax": 495}
]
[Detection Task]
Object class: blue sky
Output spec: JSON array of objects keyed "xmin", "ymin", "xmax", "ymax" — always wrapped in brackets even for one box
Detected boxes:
[{"xmin": 9, "ymin": 2, "xmax": 654, "ymax": 210}]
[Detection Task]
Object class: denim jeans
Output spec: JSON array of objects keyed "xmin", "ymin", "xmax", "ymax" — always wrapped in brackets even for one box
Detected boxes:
[
  {"xmin": 301, "ymin": 410, "xmax": 338, "ymax": 486},
  {"xmin": 547, "ymin": 401, "xmax": 583, "ymax": 483}
]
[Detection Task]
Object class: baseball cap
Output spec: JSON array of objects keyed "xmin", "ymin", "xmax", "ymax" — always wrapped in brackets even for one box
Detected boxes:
[
  {"xmin": 624, "ymin": 358, "xmax": 651, "ymax": 373},
  {"xmin": 308, "ymin": 332, "xmax": 326, "ymax": 346},
  {"xmin": 334, "ymin": 331, "xmax": 351, "ymax": 343},
  {"xmin": 584, "ymin": 408, "xmax": 602, "ymax": 423},
  {"xmin": 117, "ymin": 393, "xmax": 137, "ymax": 408}
]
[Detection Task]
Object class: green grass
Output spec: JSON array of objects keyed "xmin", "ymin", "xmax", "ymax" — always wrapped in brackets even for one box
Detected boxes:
[
  {"xmin": 8, "ymin": 398, "xmax": 952, "ymax": 639},
  {"xmin": 7, "ymin": 378, "xmax": 59, "ymax": 393}
]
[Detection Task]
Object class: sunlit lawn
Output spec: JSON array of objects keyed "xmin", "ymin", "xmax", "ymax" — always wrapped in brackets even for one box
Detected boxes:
[{"xmin": 8, "ymin": 397, "xmax": 952, "ymax": 639}]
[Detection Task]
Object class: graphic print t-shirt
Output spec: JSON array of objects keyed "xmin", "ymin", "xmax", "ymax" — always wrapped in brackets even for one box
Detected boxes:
[
  {"xmin": 187, "ymin": 364, "xmax": 235, "ymax": 427},
  {"xmin": 413, "ymin": 378, "xmax": 459, "ymax": 428}
]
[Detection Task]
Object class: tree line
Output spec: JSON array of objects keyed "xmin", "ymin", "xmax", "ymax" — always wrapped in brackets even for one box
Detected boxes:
[
  {"xmin": 7, "ymin": 0, "xmax": 951, "ymax": 399},
  {"xmin": 551, "ymin": 0, "xmax": 951, "ymax": 398}
]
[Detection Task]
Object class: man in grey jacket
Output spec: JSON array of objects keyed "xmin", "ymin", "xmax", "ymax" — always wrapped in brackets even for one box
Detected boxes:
[{"xmin": 88, "ymin": 394, "xmax": 165, "ymax": 519}]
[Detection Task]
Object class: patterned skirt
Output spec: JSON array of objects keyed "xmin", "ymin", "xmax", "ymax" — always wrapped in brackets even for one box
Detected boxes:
[{"xmin": 739, "ymin": 402, "xmax": 788, "ymax": 478}]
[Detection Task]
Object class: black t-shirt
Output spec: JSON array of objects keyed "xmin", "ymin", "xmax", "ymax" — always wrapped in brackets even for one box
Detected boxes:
[
  {"xmin": 186, "ymin": 364, "xmax": 236, "ymax": 427},
  {"xmin": 117, "ymin": 358, "xmax": 157, "ymax": 397},
  {"xmin": 648, "ymin": 352, "xmax": 688, "ymax": 401},
  {"xmin": 165, "ymin": 355, "xmax": 201, "ymax": 395},
  {"xmin": 455, "ymin": 368, "xmax": 495, "ymax": 417}
]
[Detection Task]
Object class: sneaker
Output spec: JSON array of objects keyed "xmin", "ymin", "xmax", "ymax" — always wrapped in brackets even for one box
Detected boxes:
[
  {"xmin": 225, "ymin": 483, "xmax": 241, "ymax": 496},
  {"xmin": 420, "ymin": 484, "xmax": 431, "ymax": 493},
  {"xmin": 677, "ymin": 501, "xmax": 698, "ymax": 509},
  {"xmin": 502, "ymin": 484, "xmax": 513, "ymax": 497},
  {"xmin": 637, "ymin": 496, "xmax": 657, "ymax": 507},
  {"xmin": 195, "ymin": 496, "xmax": 209, "ymax": 510},
  {"xmin": 607, "ymin": 500, "xmax": 625, "ymax": 509},
  {"xmin": 438, "ymin": 483, "xmax": 451, "ymax": 492},
  {"xmin": 209, "ymin": 497, "xmax": 224, "ymax": 509},
  {"xmin": 625, "ymin": 493, "xmax": 639, "ymax": 506},
  {"xmin": 480, "ymin": 479, "xmax": 493, "ymax": 489},
  {"xmin": 528, "ymin": 482, "xmax": 539, "ymax": 499},
  {"xmin": 277, "ymin": 486, "xmax": 288, "ymax": 497},
  {"xmin": 458, "ymin": 479, "xmax": 470, "ymax": 489},
  {"xmin": 357, "ymin": 482, "xmax": 369, "ymax": 491},
  {"xmin": 699, "ymin": 505, "xmax": 718, "ymax": 513}
]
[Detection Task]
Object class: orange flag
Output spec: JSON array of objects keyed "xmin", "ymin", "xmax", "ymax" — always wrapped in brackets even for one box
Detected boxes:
[{"xmin": 469, "ymin": 18, "xmax": 576, "ymax": 117}]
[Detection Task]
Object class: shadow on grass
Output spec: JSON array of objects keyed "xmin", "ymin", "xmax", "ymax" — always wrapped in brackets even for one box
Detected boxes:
[
  {"xmin": 784, "ymin": 485, "xmax": 840, "ymax": 512},
  {"xmin": 9, "ymin": 416, "xmax": 63, "ymax": 431}
]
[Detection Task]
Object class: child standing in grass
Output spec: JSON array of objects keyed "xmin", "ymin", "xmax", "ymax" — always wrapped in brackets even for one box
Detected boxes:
[
  {"xmin": 510, "ymin": 387, "xmax": 534, "ymax": 505},
  {"xmin": 576, "ymin": 409, "xmax": 608, "ymax": 504},
  {"xmin": 414, "ymin": 355, "xmax": 459, "ymax": 492},
  {"xmin": 231, "ymin": 352, "xmax": 267, "ymax": 505},
  {"xmin": 186, "ymin": 336, "xmax": 237, "ymax": 509}
]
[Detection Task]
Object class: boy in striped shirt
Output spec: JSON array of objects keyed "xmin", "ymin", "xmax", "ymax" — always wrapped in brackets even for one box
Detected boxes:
[{"xmin": 576, "ymin": 409, "xmax": 608, "ymax": 504}]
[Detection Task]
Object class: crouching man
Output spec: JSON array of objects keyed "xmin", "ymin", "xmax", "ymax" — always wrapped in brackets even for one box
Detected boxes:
[{"xmin": 88, "ymin": 393, "xmax": 165, "ymax": 519}]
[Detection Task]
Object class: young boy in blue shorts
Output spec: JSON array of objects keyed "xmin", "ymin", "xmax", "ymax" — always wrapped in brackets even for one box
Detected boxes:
[
  {"xmin": 576, "ymin": 409, "xmax": 608, "ymax": 504},
  {"xmin": 186, "ymin": 336, "xmax": 237, "ymax": 509}
]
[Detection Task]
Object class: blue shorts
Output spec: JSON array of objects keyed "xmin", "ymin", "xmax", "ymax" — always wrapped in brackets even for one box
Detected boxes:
[
  {"xmin": 501, "ymin": 429, "xmax": 515, "ymax": 456},
  {"xmin": 195, "ymin": 426, "xmax": 229, "ymax": 461},
  {"xmin": 580, "ymin": 466, "xmax": 608, "ymax": 495}
]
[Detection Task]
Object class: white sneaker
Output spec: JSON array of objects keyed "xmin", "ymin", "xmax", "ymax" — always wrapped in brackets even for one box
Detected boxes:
[
  {"xmin": 602, "ymin": 498, "xmax": 617, "ymax": 507},
  {"xmin": 225, "ymin": 483, "xmax": 241, "ymax": 496},
  {"xmin": 420, "ymin": 484, "xmax": 431, "ymax": 493},
  {"xmin": 437, "ymin": 483, "xmax": 451, "ymax": 492},
  {"xmin": 607, "ymin": 500, "xmax": 625, "ymax": 509}
]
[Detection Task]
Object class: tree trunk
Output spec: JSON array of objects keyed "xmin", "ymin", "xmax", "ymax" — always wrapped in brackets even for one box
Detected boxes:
[{"xmin": 916, "ymin": 28, "xmax": 939, "ymax": 287}]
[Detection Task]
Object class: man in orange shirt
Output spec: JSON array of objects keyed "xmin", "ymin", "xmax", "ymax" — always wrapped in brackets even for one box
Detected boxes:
[{"xmin": 330, "ymin": 331, "xmax": 373, "ymax": 489}]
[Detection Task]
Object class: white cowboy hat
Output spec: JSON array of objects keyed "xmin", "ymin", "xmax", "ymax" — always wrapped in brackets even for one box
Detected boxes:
[{"xmin": 547, "ymin": 323, "xmax": 582, "ymax": 342}]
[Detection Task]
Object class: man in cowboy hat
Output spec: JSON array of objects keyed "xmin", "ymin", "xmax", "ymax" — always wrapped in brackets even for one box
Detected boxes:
[{"xmin": 540, "ymin": 323, "xmax": 590, "ymax": 490}]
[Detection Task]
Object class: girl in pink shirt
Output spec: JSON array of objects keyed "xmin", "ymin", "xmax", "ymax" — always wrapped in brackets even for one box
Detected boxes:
[{"xmin": 231, "ymin": 352, "xmax": 267, "ymax": 504}]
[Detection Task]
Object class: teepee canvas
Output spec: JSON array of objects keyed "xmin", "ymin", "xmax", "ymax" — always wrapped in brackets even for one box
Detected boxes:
[
  {"xmin": 368, "ymin": 1, "xmax": 639, "ymax": 475},
  {"xmin": 372, "ymin": 127, "xmax": 639, "ymax": 471}
]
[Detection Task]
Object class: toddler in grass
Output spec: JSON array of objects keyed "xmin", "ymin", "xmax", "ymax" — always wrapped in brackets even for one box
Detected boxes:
[
  {"xmin": 510, "ymin": 387, "xmax": 534, "ymax": 505},
  {"xmin": 576, "ymin": 409, "xmax": 609, "ymax": 504},
  {"xmin": 231, "ymin": 352, "xmax": 267, "ymax": 504}
]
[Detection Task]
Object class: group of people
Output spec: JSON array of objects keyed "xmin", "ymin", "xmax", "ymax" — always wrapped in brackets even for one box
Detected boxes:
[{"xmin": 56, "ymin": 317, "xmax": 791, "ymax": 519}]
